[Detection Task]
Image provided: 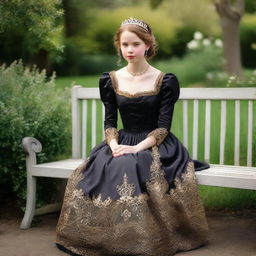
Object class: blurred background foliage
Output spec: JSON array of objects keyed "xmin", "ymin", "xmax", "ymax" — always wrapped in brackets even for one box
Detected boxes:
[
  {"xmin": 53, "ymin": 0, "xmax": 222, "ymax": 75},
  {"xmin": 0, "ymin": 0, "xmax": 255, "ymax": 77},
  {"xmin": 0, "ymin": 0, "xmax": 64, "ymax": 69}
]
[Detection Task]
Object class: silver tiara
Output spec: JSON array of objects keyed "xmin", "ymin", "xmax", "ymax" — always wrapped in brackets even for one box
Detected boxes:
[{"xmin": 121, "ymin": 17, "xmax": 149, "ymax": 32}]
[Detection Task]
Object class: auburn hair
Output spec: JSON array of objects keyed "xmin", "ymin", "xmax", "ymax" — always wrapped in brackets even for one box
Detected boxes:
[{"xmin": 114, "ymin": 20, "xmax": 158, "ymax": 60}]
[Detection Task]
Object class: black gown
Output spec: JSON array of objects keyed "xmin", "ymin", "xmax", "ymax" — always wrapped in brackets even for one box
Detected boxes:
[{"xmin": 55, "ymin": 71, "xmax": 210, "ymax": 256}]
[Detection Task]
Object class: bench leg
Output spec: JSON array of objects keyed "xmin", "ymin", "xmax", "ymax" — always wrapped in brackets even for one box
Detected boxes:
[
  {"xmin": 20, "ymin": 175, "xmax": 36, "ymax": 229},
  {"xmin": 20, "ymin": 137, "xmax": 42, "ymax": 229}
]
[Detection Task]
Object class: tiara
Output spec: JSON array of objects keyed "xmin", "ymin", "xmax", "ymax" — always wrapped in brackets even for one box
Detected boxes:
[{"xmin": 121, "ymin": 17, "xmax": 149, "ymax": 32}]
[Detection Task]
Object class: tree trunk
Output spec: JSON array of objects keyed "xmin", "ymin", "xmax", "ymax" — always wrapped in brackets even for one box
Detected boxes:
[
  {"xmin": 220, "ymin": 15, "xmax": 242, "ymax": 77},
  {"xmin": 29, "ymin": 49, "xmax": 52, "ymax": 75},
  {"xmin": 214, "ymin": 0, "xmax": 244, "ymax": 78}
]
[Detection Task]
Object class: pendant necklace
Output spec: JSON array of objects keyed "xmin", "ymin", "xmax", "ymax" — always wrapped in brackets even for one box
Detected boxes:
[{"xmin": 126, "ymin": 64, "xmax": 150, "ymax": 76}]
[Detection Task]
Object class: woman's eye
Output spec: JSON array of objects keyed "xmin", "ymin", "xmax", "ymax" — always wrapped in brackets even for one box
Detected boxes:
[{"xmin": 122, "ymin": 43, "xmax": 128, "ymax": 47}]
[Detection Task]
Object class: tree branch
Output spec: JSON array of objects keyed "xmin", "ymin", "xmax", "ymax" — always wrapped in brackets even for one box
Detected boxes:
[
  {"xmin": 233, "ymin": 0, "xmax": 245, "ymax": 16},
  {"xmin": 214, "ymin": 0, "xmax": 243, "ymax": 21}
]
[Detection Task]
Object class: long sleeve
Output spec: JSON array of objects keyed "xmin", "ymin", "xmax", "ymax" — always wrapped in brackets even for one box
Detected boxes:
[
  {"xmin": 99, "ymin": 72, "xmax": 118, "ymax": 145},
  {"xmin": 146, "ymin": 73, "xmax": 180, "ymax": 146}
]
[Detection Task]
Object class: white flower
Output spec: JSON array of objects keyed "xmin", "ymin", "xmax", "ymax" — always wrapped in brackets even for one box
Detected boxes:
[
  {"xmin": 194, "ymin": 31, "xmax": 203, "ymax": 40},
  {"xmin": 187, "ymin": 40, "xmax": 199, "ymax": 49},
  {"xmin": 229, "ymin": 75, "xmax": 236, "ymax": 80},
  {"xmin": 206, "ymin": 72, "xmax": 213, "ymax": 79},
  {"xmin": 215, "ymin": 39, "xmax": 223, "ymax": 48},
  {"xmin": 202, "ymin": 38, "xmax": 211, "ymax": 46}
]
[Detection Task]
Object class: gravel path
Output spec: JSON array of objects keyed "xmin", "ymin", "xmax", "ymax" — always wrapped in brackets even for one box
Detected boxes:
[{"xmin": 0, "ymin": 209, "xmax": 256, "ymax": 256}]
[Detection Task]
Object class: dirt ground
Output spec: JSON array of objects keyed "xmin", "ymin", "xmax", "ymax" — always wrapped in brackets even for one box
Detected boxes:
[{"xmin": 0, "ymin": 206, "xmax": 256, "ymax": 256}]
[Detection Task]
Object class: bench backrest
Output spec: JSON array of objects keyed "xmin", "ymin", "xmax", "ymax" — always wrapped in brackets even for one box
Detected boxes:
[{"xmin": 72, "ymin": 86, "xmax": 256, "ymax": 167}]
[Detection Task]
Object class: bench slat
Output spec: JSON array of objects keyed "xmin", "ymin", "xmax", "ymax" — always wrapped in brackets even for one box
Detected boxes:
[
  {"xmin": 75, "ymin": 87, "xmax": 256, "ymax": 100},
  {"xmin": 72, "ymin": 86, "xmax": 81, "ymax": 158},
  {"xmin": 180, "ymin": 87, "xmax": 256, "ymax": 100},
  {"xmin": 204, "ymin": 100, "xmax": 211, "ymax": 163},
  {"xmin": 102, "ymin": 104, "xmax": 105, "ymax": 140},
  {"xmin": 31, "ymin": 159, "xmax": 84, "ymax": 178},
  {"xmin": 92, "ymin": 99, "xmax": 97, "ymax": 148},
  {"xmin": 247, "ymin": 100, "xmax": 253, "ymax": 167},
  {"xmin": 182, "ymin": 100, "xmax": 188, "ymax": 148},
  {"xmin": 197, "ymin": 165, "xmax": 256, "ymax": 190},
  {"xmin": 82, "ymin": 100, "xmax": 87, "ymax": 158},
  {"xmin": 192, "ymin": 100, "xmax": 199, "ymax": 159},
  {"xmin": 30, "ymin": 160, "xmax": 256, "ymax": 190},
  {"xmin": 219, "ymin": 100, "xmax": 226, "ymax": 164},
  {"xmin": 234, "ymin": 100, "xmax": 240, "ymax": 165}
]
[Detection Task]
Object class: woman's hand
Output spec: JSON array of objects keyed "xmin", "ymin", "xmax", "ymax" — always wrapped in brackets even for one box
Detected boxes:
[
  {"xmin": 108, "ymin": 136, "xmax": 157, "ymax": 157},
  {"xmin": 111, "ymin": 144, "xmax": 140, "ymax": 157}
]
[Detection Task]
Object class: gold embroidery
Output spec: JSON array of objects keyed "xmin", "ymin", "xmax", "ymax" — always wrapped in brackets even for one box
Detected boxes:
[
  {"xmin": 92, "ymin": 194, "xmax": 112, "ymax": 208},
  {"xmin": 146, "ymin": 146, "xmax": 169, "ymax": 195},
  {"xmin": 147, "ymin": 127, "xmax": 169, "ymax": 146},
  {"xmin": 117, "ymin": 173, "xmax": 137, "ymax": 221},
  {"xmin": 109, "ymin": 71, "xmax": 165, "ymax": 98},
  {"xmin": 56, "ymin": 149, "xmax": 209, "ymax": 256},
  {"xmin": 116, "ymin": 173, "xmax": 135, "ymax": 200},
  {"xmin": 121, "ymin": 209, "xmax": 132, "ymax": 221},
  {"xmin": 104, "ymin": 127, "xmax": 119, "ymax": 145}
]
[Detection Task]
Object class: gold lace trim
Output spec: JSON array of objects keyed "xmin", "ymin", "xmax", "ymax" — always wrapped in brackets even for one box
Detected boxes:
[
  {"xmin": 104, "ymin": 127, "xmax": 119, "ymax": 145},
  {"xmin": 146, "ymin": 127, "xmax": 169, "ymax": 146},
  {"xmin": 56, "ymin": 147, "xmax": 209, "ymax": 256},
  {"xmin": 109, "ymin": 71, "xmax": 165, "ymax": 98}
]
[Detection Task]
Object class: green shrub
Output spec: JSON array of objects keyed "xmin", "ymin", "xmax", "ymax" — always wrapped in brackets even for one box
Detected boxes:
[
  {"xmin": 0, "ymin": 60, "xmax": 71, "ymax": 209},
  {"xmin": 53, "ymin": 39, "xmax": 119, "ymax": 75},
  {"xmin": 0, "ymin": 0, "xmax": 64, "ymax": 64}
]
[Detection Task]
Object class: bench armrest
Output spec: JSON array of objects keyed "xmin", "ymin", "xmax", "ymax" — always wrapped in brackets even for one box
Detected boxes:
[{"xmin": 22, "ymin": 137, "xmax": 42, "ymax": 167}]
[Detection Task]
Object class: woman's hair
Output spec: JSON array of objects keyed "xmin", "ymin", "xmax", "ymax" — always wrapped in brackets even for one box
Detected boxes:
[{"xmin": 114, "ymin": 18, "xmax": 158, "ymax": 60}]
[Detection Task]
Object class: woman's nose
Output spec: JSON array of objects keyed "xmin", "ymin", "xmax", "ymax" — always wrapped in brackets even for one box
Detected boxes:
[{"xmin": 127, "ymin": 46, "xmax": 133, "ymax": 53}]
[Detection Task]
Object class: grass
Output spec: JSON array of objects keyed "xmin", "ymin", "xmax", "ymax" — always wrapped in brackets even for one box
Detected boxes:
[
  {"xmin": 55, "ymin": 75, "xmax": 256, "ymax": 210},
  {"xmin": 55, "ymin": 75, "xmax": 99, "ymax": 89}
]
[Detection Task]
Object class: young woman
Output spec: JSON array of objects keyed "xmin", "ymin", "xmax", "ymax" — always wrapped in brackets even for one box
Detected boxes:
[{"xmin": 55, "ymin": 17, "xmax": 210, "ymax": 256}]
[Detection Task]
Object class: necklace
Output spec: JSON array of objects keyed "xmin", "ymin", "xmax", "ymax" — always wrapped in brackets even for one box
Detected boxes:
[{"xmin": 126, "ymin": 64, "xmax": 150, "ymax": 76}]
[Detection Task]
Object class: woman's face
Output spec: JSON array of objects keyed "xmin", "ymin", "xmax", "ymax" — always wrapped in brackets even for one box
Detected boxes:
[{"xmin": 120, "ymin": 30, "xmax": 149, "ymax": 63}]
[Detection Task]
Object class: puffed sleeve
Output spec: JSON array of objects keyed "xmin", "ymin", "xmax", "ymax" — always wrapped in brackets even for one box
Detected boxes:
[
  {"xmin": 146, "ymin": 73, "xmax": 180, "ymax": 146},
  {"xmin": 99, "ymin": 72, "xmax": 118, "ymax": 145}
]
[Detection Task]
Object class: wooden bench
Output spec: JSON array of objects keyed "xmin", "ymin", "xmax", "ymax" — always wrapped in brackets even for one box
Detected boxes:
[{"xmin": 20, "ymin": 86, "xmax": 256, "ymax": 229}]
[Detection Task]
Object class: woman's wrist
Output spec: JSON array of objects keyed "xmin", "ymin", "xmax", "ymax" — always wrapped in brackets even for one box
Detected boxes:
[
  {"xmin": 135, "ymin": 136, "xmax": 156, "ymax": 152},
  {"xmin": 109, "ymin": 139, "xmax": 118, "ymax": 150}
]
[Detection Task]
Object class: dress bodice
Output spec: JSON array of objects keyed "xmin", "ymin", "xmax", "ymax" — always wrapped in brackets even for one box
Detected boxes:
[{"xmin": 99, "ymin": 71, "xmax": 180, "ymax": 134}]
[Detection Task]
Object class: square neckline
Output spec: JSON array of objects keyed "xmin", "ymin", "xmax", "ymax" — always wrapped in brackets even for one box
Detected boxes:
[{"xmin": 109, "ymin": 70, "xmax": 165, "ymax": 98}]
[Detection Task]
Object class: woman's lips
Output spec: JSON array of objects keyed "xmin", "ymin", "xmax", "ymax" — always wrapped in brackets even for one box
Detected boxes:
[{"xmin": 127, "ymin": 56, "xmax": 135, "ymax": 59}]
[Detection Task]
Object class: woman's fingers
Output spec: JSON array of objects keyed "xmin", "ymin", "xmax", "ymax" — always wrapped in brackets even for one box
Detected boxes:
[
  {"xmin": 111, "ymin": 144, "xmax": 138, "ymax": 157},
  {"xmin": 112, "ymin": 146, "xmax": 136, "ymax": 157},
  {"xmin": 112, "ymin": 147, "xmax": 126, "ymax": 156},
  {"xmin": 113, "ymin": 145, "xmax": 127, "ymax": 154}
]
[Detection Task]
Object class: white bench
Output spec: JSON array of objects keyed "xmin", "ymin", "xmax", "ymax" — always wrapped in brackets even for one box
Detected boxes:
[{"xmin": 20, "ymin": 86, "xmax": 256, "ymax": 229}]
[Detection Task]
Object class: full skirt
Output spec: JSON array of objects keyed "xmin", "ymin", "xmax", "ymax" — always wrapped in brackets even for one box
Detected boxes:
[{"xmin": 55, "ymin": 129, "xmax": 209, "ymax": 256}]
